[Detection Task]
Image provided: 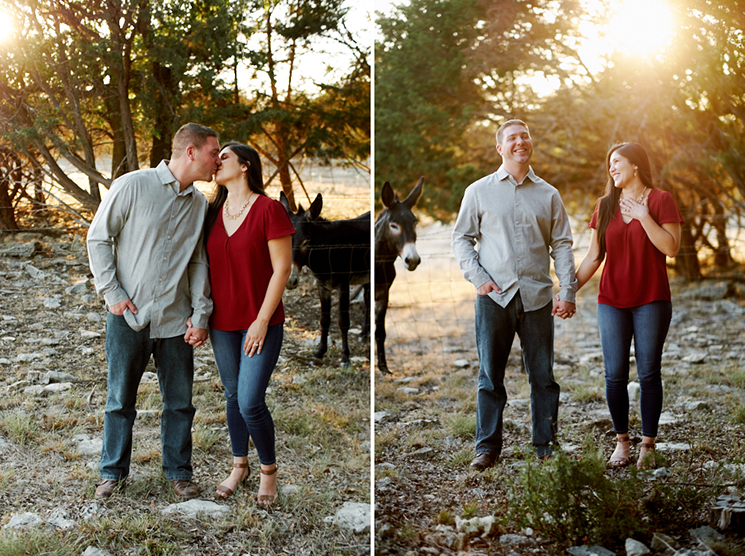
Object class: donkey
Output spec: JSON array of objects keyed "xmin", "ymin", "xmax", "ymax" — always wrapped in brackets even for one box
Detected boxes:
[
  {"xmin": 280, "ymin": 191, "xmax": 371, "ymax": 364},
  {"xmin": 375, "ymin": 177, "xmax": 424, "ymax": 374}
]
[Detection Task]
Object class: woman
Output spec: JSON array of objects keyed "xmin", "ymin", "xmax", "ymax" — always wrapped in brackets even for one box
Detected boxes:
[
  {"xmin": 205, "ymin": 142, "xmax": 294, "ymax": 504},
  {"xmin": 575, "ymin": 143, "xmax": 683, "ymax": 469}
]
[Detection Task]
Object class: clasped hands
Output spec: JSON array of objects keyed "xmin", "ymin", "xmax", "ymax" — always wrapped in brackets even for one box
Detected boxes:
[
  {"xmin": 552, "ymin": 295, "xmax": 576, "ymax": 320},
  {"xmin": 476, "ymin": 280, "xmax": 575, "ymax": 320},
  {"xmin": 109, "ymin": 299, "xmax": 208, "ymax": 347}
]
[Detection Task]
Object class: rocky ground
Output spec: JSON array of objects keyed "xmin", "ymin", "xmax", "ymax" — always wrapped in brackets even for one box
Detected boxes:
[
  {"xmin": 375, "ymin": 272, "xmax": 745, "ymax": 555},
  {"xmin": 0, "ymin": 231, "xmax": 371, "ymax": 556}
]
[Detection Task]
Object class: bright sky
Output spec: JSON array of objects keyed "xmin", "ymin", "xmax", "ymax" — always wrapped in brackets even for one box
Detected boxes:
[
  {"xmin": 238, "ymin": 0, "xmax": 371, "ymax": 95},
  {"xmin": 375, "ymin": 0, "xmax": 677, "ymax": 96}
]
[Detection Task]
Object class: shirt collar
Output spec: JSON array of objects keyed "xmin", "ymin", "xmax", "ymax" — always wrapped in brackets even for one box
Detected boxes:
[
  {"xmin": 496, "ymin": 164, "xmax": 537, "ymax": 187},
  {"xmin": 156, "ymin": 160, "xmax": 194, "ymax": 196}
]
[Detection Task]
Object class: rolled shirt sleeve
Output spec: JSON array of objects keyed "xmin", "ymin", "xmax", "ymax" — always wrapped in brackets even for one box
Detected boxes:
[{"xmin": 87, "ymin": 180, "xmax": 133, "ymax": 308}]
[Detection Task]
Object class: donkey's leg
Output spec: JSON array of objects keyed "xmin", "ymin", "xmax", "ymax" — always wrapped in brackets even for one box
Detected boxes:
[
  {"xmin": 375, "ymin": 283, "xmax": 390, "ymax": 374},
  {"xmin": 338, "ymin": 282, "xmax": 351, "ymax": 363},
  {"xmin": 315, "ymin": 282, "xmax": 332, "ymax": 359},
  {"xmin": 360, "ymin": 283, "xmax": 371, "ymax": 341}
]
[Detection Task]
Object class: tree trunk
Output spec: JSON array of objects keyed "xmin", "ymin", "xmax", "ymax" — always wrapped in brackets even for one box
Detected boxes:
[
  {"xmin": 149, "ymin": 62, "xmax": 175, "ymax": 167},
  {"xmin": 675, "ymin": 222, "xmax": 701, "ymax": 281},
  {"xmin": 0, "ymin": 180, "xmax": 18, "ymax": 230}
]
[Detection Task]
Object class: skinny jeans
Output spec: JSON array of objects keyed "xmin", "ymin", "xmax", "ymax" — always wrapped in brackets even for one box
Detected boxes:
[
  {"xmin": 597, "ymin": 301, "xmax": 672, "ymax": 438},
  {"xmin": 209, "ymin": 324, "xmax": 283, "ymax": 465}
]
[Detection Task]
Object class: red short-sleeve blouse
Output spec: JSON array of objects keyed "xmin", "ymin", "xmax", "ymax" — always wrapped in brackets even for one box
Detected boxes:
[
  {"xmin": 207, "ymin": 195, "xmax": 296, "ymax": 331},
  {"xmin": 589, "ymin": 189, "xmax": 683, "ymax": 308}
]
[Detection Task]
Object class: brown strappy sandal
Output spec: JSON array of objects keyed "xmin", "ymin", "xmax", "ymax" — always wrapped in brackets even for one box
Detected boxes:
[
  {"xmin": 216, "ymin": 461, "xmax": 250, "ymax": 499},
  {"xmin": 608, "ymin": 436, "xmax": 631, "ymax": 468},
  {"xmin": 257, "ymin": 464, "xmax": 278, "ymax": 507},
  {"xmin": 637, "ymin": 442, "xmax": 657, "ymax": 470}
]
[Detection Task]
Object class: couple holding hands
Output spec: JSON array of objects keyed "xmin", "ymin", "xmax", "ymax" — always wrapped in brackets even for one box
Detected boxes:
[
  {"xmin": 452, "ymin": 119, "xmax": 683, "ymax": 471},
  {"xmin": 87, "ymin": 123, "xmax": 294, "ymax": 505}
]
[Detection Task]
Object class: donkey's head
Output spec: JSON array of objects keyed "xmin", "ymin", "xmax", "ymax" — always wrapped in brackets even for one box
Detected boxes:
[
  {"xmin": 280, "ymin": 191, "xmax": 323, "ymax": 289},
  {"xmin": 376, "ymin": 177, "xmax": 424, "ymax": 271}
]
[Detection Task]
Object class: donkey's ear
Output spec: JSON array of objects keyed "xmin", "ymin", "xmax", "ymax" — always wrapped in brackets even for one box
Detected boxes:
[
  {"xmin": 381, "ymin": 181, "xmax": 396, "ymax": 208},
  {"xmin": 309, "ymin": 193, "xmax": 323, "ymax": 220},
  {"xmin": 403, "ymin": 177, "xmax": 424, "ymax": 209},
  {"xmin": 279, "ymin": 190, "xmax": 291, "ymax": 212}
]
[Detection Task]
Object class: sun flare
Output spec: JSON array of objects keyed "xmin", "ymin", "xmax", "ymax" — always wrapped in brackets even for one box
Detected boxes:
[
  {"xmin": 0, "ymin": 14, "xmax": 14, "ymax": 44},
  {"xmin": 604, "ymin": 0, "xmax": 675, "ymax": 57}
]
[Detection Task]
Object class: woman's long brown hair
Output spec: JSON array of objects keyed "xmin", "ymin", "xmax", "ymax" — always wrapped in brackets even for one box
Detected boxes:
[
  {"xmin": 204, "ymin": 142, "xmax": 266, "ymax": 241},
  {"xmin": 595, "ymin": 142, "xmax": 655, "ymax": 261}
]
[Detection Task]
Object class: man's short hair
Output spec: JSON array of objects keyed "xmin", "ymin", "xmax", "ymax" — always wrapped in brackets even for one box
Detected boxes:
[
  {"xmin": 496, "ymin": 119, "xmax": 529, "ymax": 145},
  {"xmin": 171, "ymin": 123, "xmax": 218, "ymax": 158}
]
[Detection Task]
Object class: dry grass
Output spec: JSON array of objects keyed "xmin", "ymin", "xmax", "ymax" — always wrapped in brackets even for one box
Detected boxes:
[{"xmin": 0, "ymin": 236, "xmax": 370, "ymax": 556}]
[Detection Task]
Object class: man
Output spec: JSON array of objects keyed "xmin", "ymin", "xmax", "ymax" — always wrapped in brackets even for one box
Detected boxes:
[
  {"xmin": 451, "ymin": 119, "xmax": 577, "ymax": 470},
  {"xmin": 87, "ymin": 123, "xmax": 220, "ymax": 499}
]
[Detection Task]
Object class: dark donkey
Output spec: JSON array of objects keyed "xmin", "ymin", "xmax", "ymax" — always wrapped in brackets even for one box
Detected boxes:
[
  {"xmin": 280, "ymin": 192, "xmax": 371, "ymax": 364},
  {"xmin": 375, "ymin": 177, "xmax": 424, "ymax": 374}
]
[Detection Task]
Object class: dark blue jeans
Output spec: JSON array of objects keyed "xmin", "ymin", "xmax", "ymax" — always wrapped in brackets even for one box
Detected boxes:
[
  {"xmin": 209, "ymin": 324, "xmax": 283, "ymax": 465},
  {"xmin": 475, "ymin": 293, "xmax": 558, "ymax": 458},
  {"xmin": 100, "ymin": 313, "xmax": 195, "ymax": 482},
  {"xmin": 597, "ymin": 301, "xmax": 672, "ymax": 438}
]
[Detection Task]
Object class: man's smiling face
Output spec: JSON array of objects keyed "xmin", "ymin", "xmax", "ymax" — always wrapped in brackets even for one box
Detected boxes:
[{"xmin": 496, "ymin": 124, "xmax": 533, "ymax": 166}]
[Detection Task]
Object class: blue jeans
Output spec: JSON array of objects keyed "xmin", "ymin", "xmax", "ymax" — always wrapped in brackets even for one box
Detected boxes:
[
  {"xmin": 475, "ymin": 293, "xmax": 558, "ymax": 458},
  {"xmin": 209, "ymin": 324, "xmax": 283, "ymax": 465},
  {"xmin": 100, "ymin": 313, "xmax": 195, "ymax": 481},
  {"xmin": 597, "ymin": 301, "xmax": 672, "ymax": 438}
]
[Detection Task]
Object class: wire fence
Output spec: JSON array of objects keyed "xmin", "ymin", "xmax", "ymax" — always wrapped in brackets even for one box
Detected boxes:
[{"xmin": 379, "ymin": 219, "xmax": 745, "ymax": 375}]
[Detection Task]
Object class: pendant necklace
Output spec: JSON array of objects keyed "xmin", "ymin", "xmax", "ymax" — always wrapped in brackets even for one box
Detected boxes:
[
  {"xmin": 224, "ymin": 192, "xmax": 254, "ymax": 220},
  {"xmin": 620, "ymin": 187, "xmax": 647, "ymax": 203}
]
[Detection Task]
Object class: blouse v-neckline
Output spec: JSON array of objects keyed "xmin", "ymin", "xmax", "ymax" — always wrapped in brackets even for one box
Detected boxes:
[{"xmin": 223, "ymin": 196, "xmax": 258, "ymax": 238}]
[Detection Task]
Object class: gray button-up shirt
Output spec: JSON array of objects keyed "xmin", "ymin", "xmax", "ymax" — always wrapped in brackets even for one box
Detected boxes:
[
  {"xmin": 452, "ymin": 165, "xmax": 577, "ymax": 311},
  {"xmin": 87, "ymin": 160, "xmax": 213, "ymax": 337}
]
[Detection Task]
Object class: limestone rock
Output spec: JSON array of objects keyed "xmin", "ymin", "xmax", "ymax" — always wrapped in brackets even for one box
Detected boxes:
[
  {"xmin": 627, "ymin": 381, "xmax": 640, "ymax": 400},
  {"xmin": 454, "ymin": 515, "xmax": 498, "ymax": 537},
  {"xmin": 65, "ymin": 279, "xmax": 89, "ymax": 295},
  {"xmin": 323, "ymin": 501, "xmax": 370, "ymax": 534},
  {"xmin": 160, "ymin": 499, "xmax": 230, "ymax": 518},
  {"xmin": 398, "ymin": 387, "xmax": 419, "ymax": 395},
  {"xmin": 567, "ymin": 545, "xmax": 615, "ymax": 556},
  {"xmin": 374, "ymin": 411, "xmax": 391, "ymax": 423},
  {"xmin": 47, "ymin": 509, "xmax": 77, "ymax": 530},
  {"xmin": 407, "ymin": 447, "xmax": 435, "ymax": 459},
  {"xmin": 0, "ymin": 241, "xmax": 40, "ymax": 258},
  {"xmin": 82, "ymin": 547, "xmax": 114, "ymax": 556},
  {"xmin": 4, "ymin": 512, "xmax": 43, "ymax": 529},
  {"xmin": 625, "ymin": 538, "xmax": 651, "ymax": 556},
  {"xmin": 499, "ymin": 533, "xmax": 536, "ymax": 546},
  {"xmin": 650, "ymin": 532, "xmax": 677, "ymax": 552}
]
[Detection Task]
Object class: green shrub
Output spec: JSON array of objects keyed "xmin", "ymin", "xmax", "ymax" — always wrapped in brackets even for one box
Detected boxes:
[
  {"xmin": 507, "ymin": 443, "xmax": 644, "ymax": 547},
  {"xmin": 732, "ymin": 405, "xmax": 745, "ymax": 425}
]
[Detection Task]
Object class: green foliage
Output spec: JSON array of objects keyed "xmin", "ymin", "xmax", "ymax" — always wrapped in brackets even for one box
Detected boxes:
[
  {"xmin": 448, "ymin": 413, "xmax": 477, "ymax": 439},
  {"xmin": 508, "ymin": 445, "xmax": 644, "ymax": 547},
  {"xmin": 437, "ymin": 509, "xmax": 455, "ymax": 525},
  {"xmin": 375, "ymin": 0, "xmax": 485, "ymax": 217},
  {"xmin": 0, "ymin": 412, "xmax": 39, "ymax": 446},
  {"xmin": 732, "ymin": 405, "xmax": 745, "ymax": 425},
  {"xmin": 0, "ymin": 530, "xmax": 84, "ymax": 556},
  {"xmin": 642, "ymin": 482, "xmax": 718, "ymax": 534},
  {"xmin": 375, "ymin": 0, "xmax": 587, "ymax": 218},
  {"xmin": 461, "ymin": 500, "xmax": 479, "ymax": 519}
]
